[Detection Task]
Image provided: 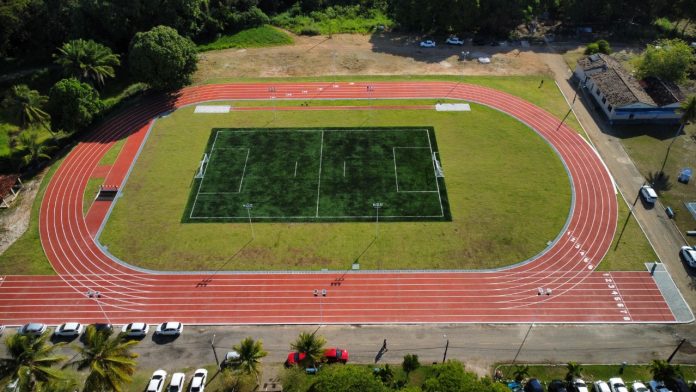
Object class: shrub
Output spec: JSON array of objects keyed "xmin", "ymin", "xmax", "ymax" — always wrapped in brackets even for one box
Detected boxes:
[
  {"xmin": 585, "ymin": 40, "xmax": 611, "ymax": 55},
  {"xmin": 299, "ymin": 25, "xmax": 321, "ymax": 36},
  {"xmin": 47, "ymin": 78, "xmax": 103, "ymax": 132},
  {"xmin": 585, "ymin": 43, "xmax": 600, "ymax": 55},
  {"xmin": 402, "ymin": 354, "xmax": 420, "ymax": 375}
]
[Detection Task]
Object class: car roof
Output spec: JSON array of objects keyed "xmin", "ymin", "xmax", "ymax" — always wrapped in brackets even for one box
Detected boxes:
[
  {"xmin": 164, "ymin": 322, "xmax": 180, "ymax": 328},
  {"xmin": 171, "ymin": 373, "xmax": 185, "ymax": 383},
  {"xmin": 642, "ymin": 186, "xmax": 658, "ymax": 197},
  {"xmin": 63, "ymin": 322, "xmax": 80, "ymax": 329},
  {"xmin": 27, "ymin": 322, "xmax": 44, "ymax": 328},
  {"xmin": 130, "ymin": 322, "xmax": 146, "ymax": 329}
]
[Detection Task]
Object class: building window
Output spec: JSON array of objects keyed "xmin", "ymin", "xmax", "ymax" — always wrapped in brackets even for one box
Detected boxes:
[
  {"xmin": 595, "ymin": 87, "xmax": 600, "ymax": 95},
  {"xmin": 607, "ymin": 105, "xmax": 612, "ymax": 112},
  {"xmin": 602, "ymin": 97, "xmax": 606, "ymax": 104}
]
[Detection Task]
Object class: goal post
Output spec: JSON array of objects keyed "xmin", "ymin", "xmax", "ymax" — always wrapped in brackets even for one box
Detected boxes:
[
  {"xmin": 433, "ymin": 152, "xmax": 444, "ymax": 178},
  {"xmin": 194, "ymin": 153, "xmax": 209, "ymax": 179}
]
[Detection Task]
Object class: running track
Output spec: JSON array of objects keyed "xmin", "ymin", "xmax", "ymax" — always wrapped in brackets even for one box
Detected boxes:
[{"xmin": 0, "ymin": 82, "xmax": 679, "ymax": 325}]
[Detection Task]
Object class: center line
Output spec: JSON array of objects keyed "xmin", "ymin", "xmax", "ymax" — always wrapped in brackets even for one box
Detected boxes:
[
  {"xmin": 315, "ymin": 131, "xmax": 325, "ymax": 217},
  {"xmin": 294, "ymin": 161, "xmax": 298, "ymax": 177}
]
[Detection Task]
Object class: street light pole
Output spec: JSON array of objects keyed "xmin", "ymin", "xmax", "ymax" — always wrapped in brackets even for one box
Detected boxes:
[
  {"xmin": 442, "ymin": 334, "xmax": 449, "ymax": 363},
  {"xmin": 373, "ymin": 202, "xmax": 383, "ymax": 238},
  {"xmin": 243, "ymin": 203, "xmax": 254, "ymax": 239}
]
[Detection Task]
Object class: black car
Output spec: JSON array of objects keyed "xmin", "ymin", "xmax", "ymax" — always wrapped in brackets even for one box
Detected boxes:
[
  {"xmin": 549, "ymin": 380, "xmax": 568, "ymax": 392},
  {"xmin": 665, "ymin": 378, "xmax": 689, "ymax": 392}
]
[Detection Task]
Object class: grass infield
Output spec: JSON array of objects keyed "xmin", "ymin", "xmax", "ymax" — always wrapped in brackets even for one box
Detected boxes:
[{"xmin": 183, "ymin": 127, "xmax": 451, "ymax": 223}]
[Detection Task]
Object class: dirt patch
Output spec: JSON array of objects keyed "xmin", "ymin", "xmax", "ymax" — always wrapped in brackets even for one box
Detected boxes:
[
  {"xmin": 195, "ymin": 32, "xmax": 551, "ymax": 83},
  {"xmin": 0, "ymin": 171, "xmax": 43, "ymax": 255}
]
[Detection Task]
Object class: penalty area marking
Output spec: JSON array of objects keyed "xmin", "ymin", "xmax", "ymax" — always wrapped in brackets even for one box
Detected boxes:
[{"xmin": 392, "ymin": 147, "xmax": 440, "ymax": 193}]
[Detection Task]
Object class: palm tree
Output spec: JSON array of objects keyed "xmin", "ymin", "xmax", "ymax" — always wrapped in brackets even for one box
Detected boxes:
[
  {"xmin": 565, "ymin": 361, "xmax": 583, "ymax": 381},
  {"xmin": 2, "ymin": 84, "xmax": 50, "ymax": 129},
  {"xmin": 512, "ymin": 365, "xmax": 529, "ymax": 383},
  {"xmin": 0, "ymin": 331, "xmax": 68, "ymax": 391},
  {"xmin": 660, "ymin": 95, "xmax": 696, "ymax": 175},
  {"xmin": 54, "ymin": 39, "xmax": 120, "ymax": 87},
  {"xmin": 290, "ymin": 331, "xmax": 326, "ymax": 368},
  {"xmin": 14, "ymin": 129, "xmax": 54, "ymax": 168},
  {"xmin": 231, "ymin": 337, "xmax": 268, "ymax": 382},
  {"xmin": 69, "ymin": 325, "xmax": 139, "ymax": 392},
  {"xmin": 649, "ymin": 359, "xmax": 682, "ymax": 382}
]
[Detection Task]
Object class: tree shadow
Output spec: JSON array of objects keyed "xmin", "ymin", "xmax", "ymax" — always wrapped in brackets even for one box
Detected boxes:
[{"xmin": 647, "ymin": 171, "xmax": 673, "ymax": 193}]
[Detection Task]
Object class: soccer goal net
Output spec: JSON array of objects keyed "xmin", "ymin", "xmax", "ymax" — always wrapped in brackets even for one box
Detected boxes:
[
  {"xmin": 433, "ymin": 152, "xmax": 444, "ymax": 178},
  {"xmin": 194, "ymin": 153, "xmax": 210, "ymax": 179}
]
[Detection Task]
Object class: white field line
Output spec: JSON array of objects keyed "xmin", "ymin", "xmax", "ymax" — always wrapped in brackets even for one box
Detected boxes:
[
  {"xmin": 393, "ymin": 146, "xmax": 437, "ymax": 193},
  {"xmin": 294, "ymin": 161, "xmax": 298, "ymax": 177},
  {"xmin": 315, "ymin": 130, "xmax": 325, "ymax": 217},
  {"xmin": 392, "ymin": 147, "xmax": 400, "ymax": 192},
  {"xmin": 425, "ymin": 130, "xmax": 445, "ymax": 217},
  {"xmin": 189, "ymin": 130, "xmax": 222, "ymax": 218},
  {"xmin": 238, "ymin": 149, "xmax": 250, "ymax": 192}
]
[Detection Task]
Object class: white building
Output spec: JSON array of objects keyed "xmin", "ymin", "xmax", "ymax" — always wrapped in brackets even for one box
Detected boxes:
[{"xmin": 574, "ymin": 54, "xmax": 684, "ymax": 124}]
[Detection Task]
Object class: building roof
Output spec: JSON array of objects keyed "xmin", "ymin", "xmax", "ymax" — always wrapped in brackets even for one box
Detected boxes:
[
  {"xmin": 641, "ymin": 76, "xmax": 686, "ymax": 106},
  {"xmin": 0, "ymin": 175, "xmax": 19, "ymax": 199},
  {"xmin": 579, "ymin": 53, "xmax": 657, "ymax": 107}
]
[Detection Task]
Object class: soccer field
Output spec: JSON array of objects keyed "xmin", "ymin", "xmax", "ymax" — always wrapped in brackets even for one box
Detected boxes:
[{"xmin": 184, "ymin": 127, "xmax": 451, "ymax": 222}]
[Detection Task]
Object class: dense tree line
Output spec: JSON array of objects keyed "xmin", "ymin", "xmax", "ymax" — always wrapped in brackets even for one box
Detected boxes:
[{"xmin": 2, "ymin": 0, "xmax": 695, "ymax": 59}]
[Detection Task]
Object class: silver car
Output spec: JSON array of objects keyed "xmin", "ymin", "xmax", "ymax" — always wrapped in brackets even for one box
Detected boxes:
[
  {"xmin": 54, "ymin": 322, "xmax": 84, "ymax": 337},
  {"xmin": 18, "ymin": 323, "xmax": 47, "ymax": 336}
]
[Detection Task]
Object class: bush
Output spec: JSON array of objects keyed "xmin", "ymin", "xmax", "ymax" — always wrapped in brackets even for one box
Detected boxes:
[
  {"xmin": 47, "ymin": 78, "xmax": 103, "ymax": 132},
  {"xmin": 128, "ymin": 26, "xmax": 198, "ymax": 91},
  {"xmin": 299, "ymin": 25, "xmax": 321, "ymax": 36},
  {"xmin": 585, "ymin": 40, "xmax": 611, "ymax": 55},
  {"xmin": 402, "ymin": 354, "xmax": 420, "ymax": 375},
  {"xmin": 637, "ymin": 38, "xmax": 695, "ymax": 82},
  {"xmin": 654, "ymin": 18, "xmax": 675, "ymax": 35},
  {"xmin": 585, "ymin": 43, "xmax": 600, "ymax": 55}
]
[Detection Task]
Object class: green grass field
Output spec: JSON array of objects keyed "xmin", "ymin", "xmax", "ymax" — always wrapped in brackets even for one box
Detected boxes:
[
  {"xmin": 184, "ymin": 127, "xmax": 449, "ymax": 222},
  {"xmin": 197, "ymin": 25, "xmax": 294, "ymax": 52}
]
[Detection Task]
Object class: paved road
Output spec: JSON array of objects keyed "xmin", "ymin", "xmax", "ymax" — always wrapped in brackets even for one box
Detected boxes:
[{"xmin": 539, "ymin": 49, "xmax": 696, "ymax": 314}]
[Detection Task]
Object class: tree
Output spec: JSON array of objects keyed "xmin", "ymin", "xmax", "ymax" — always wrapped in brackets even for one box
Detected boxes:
[
  {"xmin": 637, "ymin": 39, "xmax": 695, "ymax": 82},
  {"xmin": 0, "ymin": 331, "xmax": 67, "ymax": 391},
  {"xmin": 128, "ymin": 25, "xmax": 198, "ymax": 91},
  {"xmin": 650, "ymin": 359, "xmax": 682, "ymax": 382},
  {"xmin": 47, "ymin": 78, "xmax": 104, "ymax": 132},
  {"xmin": 14, "ymin": 128, "xmax": 53, "ymax": 168},
  {"xmin": 422, "ymin": 360, "xmax": 481, "ymax": 392},
  {"xmin": 659, "ymin": 95, "xmax": 696, "ymax": 174},
  {"xmin": 2, "ymin": 84, "xmax": 50, "ymax": 129},
  {"xmin": 565, "ymin": 361, "xmax": 583, "ymax": 382},
  {"xmin": 231, "ymin": 337, "xmax": 268, "ymax": 382},
  {"xmin": 290, "ymin": 331, "xmax": 326, "ymax": 368},
  {"xmin": 402, "ymin": 354, "xmax": 420, "ymax": 376},
  {"xmin": 54, "ymin": 39, "xmax": 120, "ymax": 87},
  {"xmin": 310, "ymin": 365, "xmax": 387, "ymax": 392},
  {"xmin": 68, "ymin": 325, "xmax": 139, "ymax": 392}
]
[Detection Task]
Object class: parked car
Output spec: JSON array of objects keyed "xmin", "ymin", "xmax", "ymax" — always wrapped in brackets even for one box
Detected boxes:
[
  {"xmin": 168, "ymin": 373, "xmax": 185, "ymax": 392},
  {"xmin": 222, "ymin": 351, "xmax": 241, "ymax": 368},
  {"xmin": 285, "ymin": 352, "xmax": 307, "ymax": 367},
  {"xmin": 665, "ymin": 378, "xmax": 689, "ymax": 392},
  {"xmin": 639, "ymin": 185, "xmax": 658, "ymax": 207},
  {"xmin": 18, "ymin": 323, "xmax": 47, "ymax": 336},
  {"xmin": 121, "ymin": 322, "xmax": 149, "ymax": 337},
  {"xmin": 0, "ymin": 325, "xmax": 5, "ymax": 335},
  {"xmin": 647, "ymin": 380, "xmax": 670, "ymax": 392},
  {"xmin": 91, "ymin": 323, "xmax": 113, "ymax": 335},
  {"xmin": 155, "ymin": 321, "xmax": 183, "ymax": 336},
  {"xmin": 446, "ymin": 36, "xmax": 464, "ymax": 45},
  {"xmin": 189, "ymin": 369, "xmax": 208, "ymax": 392},
  {"xmin": 146, "ymin": 369, "xmax": 167, "ymax": 392},
  {"xmin": 571, "ymin": 378, "xmax": 590, "ymax": 392},
  {"xmin": 324, "ymin": 347, "xmax": 349, "ymax": 363},
  {"xmin": 680, "ymin": 246, "xmax": 696, "ymax": 268},
  {"xmin": 609, "ymin": 378, "xmax": 629, "ymax": 392},
  {"xmin": 594, "ymin": 381, "xmax": 611, "ymax": 392},
  {"xmin": 54, "ymin": 322, "xmax": 84, "ymax": 337},
  {"xmin": 419, "ymin": 40, "xmax": 436, "ymax": 48},
  {"xmin": 631, "ymin": 382, "xmax": 648, "ymax": 392},
  {"xmin": 525, "ymin": 379, "xmax": 545, "ymax": 392},
  {"xmin": 549, "ymin": 380, "xmax": 568, "ymax": 392}
]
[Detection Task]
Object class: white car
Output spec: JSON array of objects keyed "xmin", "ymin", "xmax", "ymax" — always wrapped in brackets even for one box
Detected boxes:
[
  {"xmin": 189, "ymin": 368, "xmax": 208, "ymax": 392},
  {"xmin": 168, "ymin": 373, "xmax": 186, "ymax": 392},
  {"xmin": 54, "ymin": 322, "xmax": 84, "ymax": 337},
  {"xmin": 121, "ymin": 322, "xmax": 149, "ymax": 337},
  {"xmin": 155, "ymin": 321, "xmax": 183, "ymax": 336},
  {"xmin": 680, "ymin": 246, "xmax": 696, "ymax": 268},
  {"xmin": 222, "ymin": 351, "xmax": 241, "ymax": 368},
  {"xmin": 419, "ymin": 40, "xmax": 436, "ymax": 48},
  {"xmin": 18, "ymin": 323, "xmax": 47, "ymax": 336},
  {"xmin": 632, "ymin": 382, "xmax": 649, "ymax": 392},
  {"xmin": 639, "ymin": 185, "xmax": 658, "ymax": 206},
  {"xmin": 0, "ymin": 325, "xmax": 5, "ymax": 335},
  {"xmin": 594, "ymin": 381, "xmax": 612, "ymax": 392},
  {"xmin": 609, "ymin": 378, "xmax": 629, "ymax": 392},
  {"xmin": 147, "ymin": 369, "xmax": 167, "ymax": 392},
  {"xmin": 573, "ymin": 378, "xmax": 590, "ymax": 392},
  {"xmin": 446, "ymin": 36, "xmax": 464, "ymax": 45}
]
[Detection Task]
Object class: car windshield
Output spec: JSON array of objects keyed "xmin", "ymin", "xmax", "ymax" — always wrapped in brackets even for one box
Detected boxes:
[
  {"xmin": 27, "ymin": 323, "xmax": 42, "ymax": 331},
  {"xmin": 576, "ymin": 382, "xmax": 586, "ymax": 387}
]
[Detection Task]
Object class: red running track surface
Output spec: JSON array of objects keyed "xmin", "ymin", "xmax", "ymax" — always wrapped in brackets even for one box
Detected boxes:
[{"xmin": 0, "ymin": 82, "xmax": 677, "ymax": 325}]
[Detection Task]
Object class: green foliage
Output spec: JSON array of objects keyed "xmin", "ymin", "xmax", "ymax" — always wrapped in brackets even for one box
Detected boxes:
[
  {"xmin": 272, "ymin": 5, "xmax": 393, "ymax": 35},
  {"xmin": 231, "ymin": 337, "xmax": 268, "ymax": 379},
  {"xmin": 565, "ymin": 362, "xmax": 583, "ymax": 381},
  {"xmin": 513, "ymin": 365, "xmax": 530, "ymax": 382},
  {"xmin": 281, "ymin": 367, "xmax": 316, "ymax": 392},
  {"xmin": 69, "ymin": 325, "xmax": 139, "ymax": 392},
  {"xmin": 0, "ymin": 331, "xmax": 68, "ymax": 391},
  {"xmin": 653, "ymin": 18, "xmax": 675, "ymax": 35},
  {"xmin": 585, "ymin": 40, "xmax": 611, "ymax": 55},
  {"xmin": 402, "ymin": 354, "xmax": 420, "ymax": 375},
  {"xmin": 47, "ymin": 78, "xmax": 103, "ymax": 132},
  {"xmin": 422, "ymin": 360, "xmax": 480, "ymax": 392},
  {"xmin": 221, "ymin": 369, "xmax": 257, "ymax": 392},
  {"xmin": 637, "ymin": 39, "xmax": 695, "ymax": 82},
  {"xmin": 679, "ymin": 95, "xmax": 696, "ymax": 125},
  {"xmin": 54, "ymin": 39, "xmax": 120, "ymax": 87},
  {"xmin": 128, "ymin": 25, "xmax": 198, "ymax": 91},
  {"xmin": 375, "ymin": 364, "xmax": 395, "ymax": 385},
  {"xmin": 650, "ymin": 359, "xmax": 683, "ymax": 382},
  {"xmin": 14, "ymin": 128, "xmax": 54, "ymax": 168},
  {"xmin": 291, "ymin": 332, "xmax": 326, "ymax": 368},
  {"xmin": 311, "ymin": 365, "xmax": 388, "ymax": 392},
  {"xmin": 197, "ymin": 25, "xmax": 293, "ymax": 52},
  {"xmin": 2, "ymin": 84, "xmax": 50, "ymax": 128}
]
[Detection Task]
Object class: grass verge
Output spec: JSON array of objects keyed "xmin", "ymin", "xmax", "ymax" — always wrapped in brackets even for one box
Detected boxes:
[
  {"xmin": 271, "ymin": 6, "xmax": 392, "ymax": 35},
  {"xmin": 495, "ymin": 363, "xmax": 696, "ymax": 384},
  {"xmin": 198, "ymin": 25, "xmax": 293, "ymax": 52}
]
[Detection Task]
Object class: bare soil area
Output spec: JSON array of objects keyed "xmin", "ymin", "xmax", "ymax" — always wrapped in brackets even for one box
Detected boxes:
[
  {"xmin": 0, "ymin": 173, "xmax": 42, "ymax": 255},
  {"xmin": 195, "ymin": 32, "xmax": 551, "ymax": 82}
]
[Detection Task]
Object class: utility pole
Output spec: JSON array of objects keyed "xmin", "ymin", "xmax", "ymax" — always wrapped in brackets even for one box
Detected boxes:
[
  {"xmin": 668, "ymin": 338, "xmax": 687, "ymax": 363},
  {"xmin": 442, "ymin": 335, "xmax": 449, "ymax": 363}
]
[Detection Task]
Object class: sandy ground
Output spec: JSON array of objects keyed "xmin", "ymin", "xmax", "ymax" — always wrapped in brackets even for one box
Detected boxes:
[
  {"xmin": 0, "ymin": 173, "xmax": 42, "ymax": 255},
  {"xmin": 195, "ymin": 32, "xmax": 551, "ymax": 82}
]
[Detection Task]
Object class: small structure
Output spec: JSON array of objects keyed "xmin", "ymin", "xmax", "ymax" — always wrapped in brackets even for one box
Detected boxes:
[
  {"xmin": 96, "ymin": 184, "xmax": 119, "ymax": 201},
  {"xmin": 678, "ymin": 168, "xmax": 692, "ymax": 184},
  {"xmin": 0, "ymin": 175, "xmax": 23, "ymax": 208},
  {"xmin": 574, "ymin": 54, "xmax": 685, "ymax": 124}
]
